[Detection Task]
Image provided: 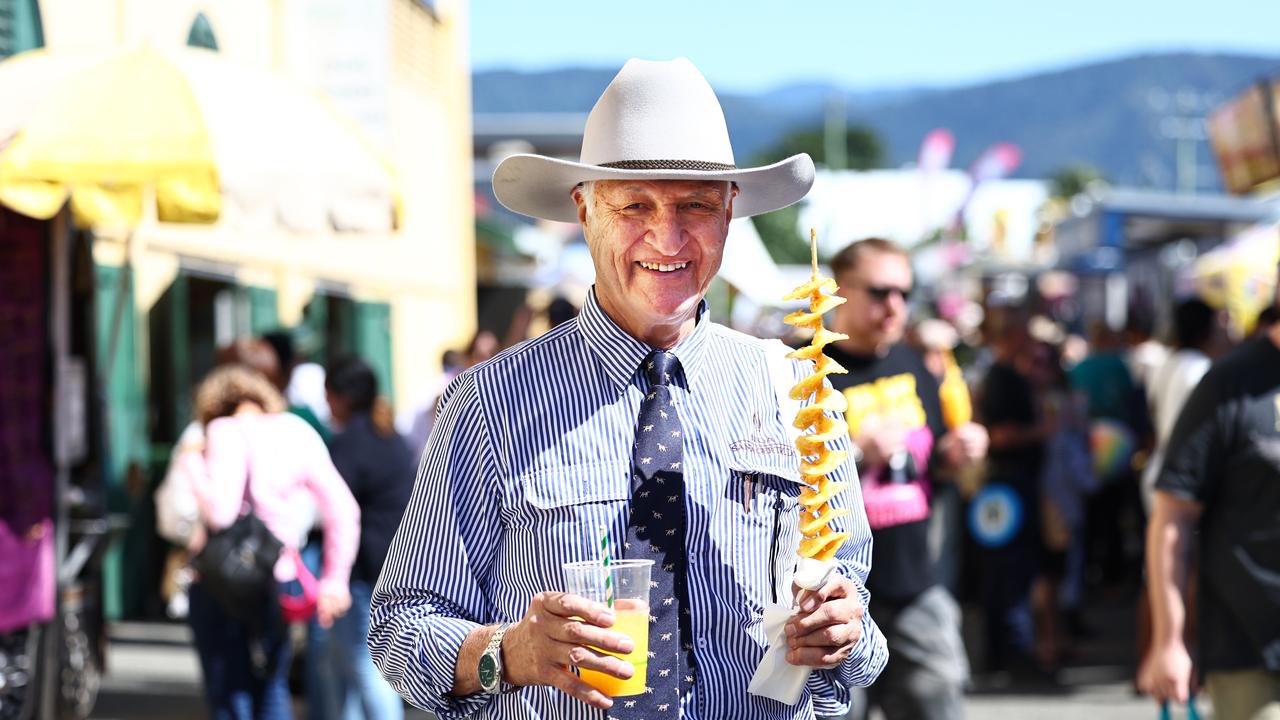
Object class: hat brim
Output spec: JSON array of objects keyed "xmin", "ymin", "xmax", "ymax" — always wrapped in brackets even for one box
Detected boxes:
[{"xmin": 492, "ymin": 153, "xmax": 815, "ymax": 223}]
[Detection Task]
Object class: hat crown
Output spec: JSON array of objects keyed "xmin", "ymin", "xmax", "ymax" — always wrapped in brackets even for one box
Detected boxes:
[{"xmin": 580, "ymin": 58, "xmax": 736, "ymax": 168}]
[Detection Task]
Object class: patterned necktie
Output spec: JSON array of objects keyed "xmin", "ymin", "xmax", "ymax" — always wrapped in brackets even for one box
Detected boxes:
[{"xmin": 615, "ymin": 351, "xmax": 691, "ymax": 718}]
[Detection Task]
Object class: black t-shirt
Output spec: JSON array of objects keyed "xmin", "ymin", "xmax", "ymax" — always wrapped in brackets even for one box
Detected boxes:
[
  {"xmin": 978, "ymin": 361, "xmax": 1043, "ymax": 483},
  {"xmin": 825, "ymin": 342, "xmax": 947, "ymax": 604},
  {"xmin": 1156, "ymin": 335, "xmax": 1280, "ymax": 672},
  {"xmin": 329, "ymin": 414, "xmax": 418, "ymax": 585}
]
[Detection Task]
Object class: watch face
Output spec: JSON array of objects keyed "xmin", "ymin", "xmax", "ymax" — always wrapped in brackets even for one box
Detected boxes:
[{"xmin": 478, "ymin": 653, "xmax": 499, "ymax": 691}]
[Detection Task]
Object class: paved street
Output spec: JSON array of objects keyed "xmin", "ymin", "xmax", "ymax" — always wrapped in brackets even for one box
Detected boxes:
[
  {"xmin": 88, "ymin": 623, "xmax": 432, "ymax": 720},
  {"xmin": 87, "ymin": 603, "xmax": 1178, "ymax": 720}
]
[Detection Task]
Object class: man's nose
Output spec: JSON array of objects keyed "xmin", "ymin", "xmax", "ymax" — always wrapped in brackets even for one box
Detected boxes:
[{"xmin": 646, "ymin": 209, "xmax": 688, "ymax": 256}]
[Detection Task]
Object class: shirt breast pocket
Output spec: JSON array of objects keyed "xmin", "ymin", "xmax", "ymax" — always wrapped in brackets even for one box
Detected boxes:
[
  {"xmin": 509, "ymin": 461, "xmax": 632, "ymax": 558},
  {"xmin": 726, "ymin": 456, "xmax": 805, "ymax": 616}
]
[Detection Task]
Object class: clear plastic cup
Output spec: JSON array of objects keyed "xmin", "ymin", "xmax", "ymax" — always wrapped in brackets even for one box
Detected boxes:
[{"xmin": 562, "ymin": 558, "xmax": 652, "ymax": 697}]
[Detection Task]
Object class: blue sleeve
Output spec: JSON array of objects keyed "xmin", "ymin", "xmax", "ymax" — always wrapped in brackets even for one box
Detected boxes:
[{"xmin": 368, "ymin": 372, "xmax": 505, "ymax": 719}]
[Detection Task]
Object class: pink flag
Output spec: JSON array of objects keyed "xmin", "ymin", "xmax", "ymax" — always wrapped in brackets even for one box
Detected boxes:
[
  {"xmin": 968, "ymin": 142, "xmax": 1023, "ymax": 184},
  {"xmin": 917, "ymin": 129, "xmax": 955, "ymax": 172},
  {"xmin": 950, "ymin": 142, "xmax": 1023, "ymax": 236}
]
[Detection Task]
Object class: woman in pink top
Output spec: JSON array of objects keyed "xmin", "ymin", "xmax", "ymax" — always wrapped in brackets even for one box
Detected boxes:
[{"xmin": 177, "ymin": 365, "xmax": 360, "ymax": 720}]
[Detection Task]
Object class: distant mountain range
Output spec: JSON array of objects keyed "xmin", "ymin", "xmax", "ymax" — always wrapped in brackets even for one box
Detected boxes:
[{"xmin": 474, "ymin": 52, "xmax": 1280, "ymax": 191}]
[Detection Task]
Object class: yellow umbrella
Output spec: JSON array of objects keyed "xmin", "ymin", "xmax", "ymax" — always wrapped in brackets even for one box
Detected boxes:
[
  {"xmin": 0, "ymin": 44, "xmax": 399, "ymax": 231},
  {"xmin": 1192, "ymin": 223, "xmax": 1280, "ymax": 336},
  {"xmin": 0, "ymin": 45, "xmax": 220, "ymax": 227}
]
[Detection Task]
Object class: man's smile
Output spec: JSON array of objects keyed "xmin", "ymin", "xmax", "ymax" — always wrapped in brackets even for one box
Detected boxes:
[{"xmin": 637, "ymin": 261, "xmax": 689, "ymax": 273}]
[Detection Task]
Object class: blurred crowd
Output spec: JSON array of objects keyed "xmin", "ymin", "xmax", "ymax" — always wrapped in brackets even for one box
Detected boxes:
[
  {"xmin": 148, "ymin": 236, "xmax": 1277, "ymax": 719},
  {"xmin": 150, "ymin": 292, "xmax": 583, "ymax": 719}
]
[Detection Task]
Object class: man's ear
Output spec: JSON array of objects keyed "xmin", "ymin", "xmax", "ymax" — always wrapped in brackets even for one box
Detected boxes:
[
  {"xmin": 725, "ymin": 182, "xmax": 739, "ymax": 223},
  {"xmin": 572, "ymin": 185, "xmax": 588, "ymax": 225}
]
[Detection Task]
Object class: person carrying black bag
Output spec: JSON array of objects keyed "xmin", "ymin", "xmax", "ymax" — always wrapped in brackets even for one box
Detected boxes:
[{"xmin": 173, "ymin": 365, "xmax": 360, "ymax": 720}]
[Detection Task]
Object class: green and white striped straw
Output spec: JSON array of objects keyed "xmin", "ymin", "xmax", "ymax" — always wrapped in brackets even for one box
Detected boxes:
[{"xmin": 598, "ymin": 524, "xmax": 614, "ymax": 609}]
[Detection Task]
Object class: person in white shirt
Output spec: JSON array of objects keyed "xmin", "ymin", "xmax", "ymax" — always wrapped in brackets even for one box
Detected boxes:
[{"xmin": 1140, "ymin": 298, "xmax": 1226, "ymax": 514}]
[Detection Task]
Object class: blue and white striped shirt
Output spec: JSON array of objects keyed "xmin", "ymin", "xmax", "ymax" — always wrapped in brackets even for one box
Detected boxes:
[{"xmin": 370, "ymin": 289, "xmax": 887, "ymax": 719}]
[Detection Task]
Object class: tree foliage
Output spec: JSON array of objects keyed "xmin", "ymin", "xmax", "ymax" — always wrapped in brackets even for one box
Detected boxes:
[
  {"xmin": 1049, "ymin": 164, "xmax": 1107, "ymax": 200},
  {"xmin": 749, "ymin": 124, "xmax": 885, "ymax": 264},
  {"xmin": 751, "ymin": 126, "xmax": 885, "ymax": 171}
]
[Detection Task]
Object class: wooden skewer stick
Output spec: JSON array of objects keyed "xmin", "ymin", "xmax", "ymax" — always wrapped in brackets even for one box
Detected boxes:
[{"xmin": 810, "ymin": 228, "xmax": 818, "ymax": 279}]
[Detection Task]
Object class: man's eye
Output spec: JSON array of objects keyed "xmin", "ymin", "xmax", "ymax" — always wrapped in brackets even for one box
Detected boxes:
[{"xmin": 624, "ymin": 203, "xmax": 646, "ymax": 210}]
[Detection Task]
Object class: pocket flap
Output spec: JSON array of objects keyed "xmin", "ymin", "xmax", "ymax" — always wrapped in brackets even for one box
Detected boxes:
[
  {"xmin": 726, "ymin": 447, "xmax": 805, "ymax": 486},
  {"xmin": 520, "ymin": 462, "xmax": 632, "ymax": 509}
]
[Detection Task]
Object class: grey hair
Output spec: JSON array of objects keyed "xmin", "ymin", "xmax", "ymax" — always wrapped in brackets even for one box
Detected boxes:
[{"xmin": 576, "ymin": 180, "xmax": 597, "ymax": 220}]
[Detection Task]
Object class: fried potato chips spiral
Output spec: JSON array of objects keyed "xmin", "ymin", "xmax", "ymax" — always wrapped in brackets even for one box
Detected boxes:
[{"xmin": 784, "ymin": 231, "xmax": 852, "ymax": 562}]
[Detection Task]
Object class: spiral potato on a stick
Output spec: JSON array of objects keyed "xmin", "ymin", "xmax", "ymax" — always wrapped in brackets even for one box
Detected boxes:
[{"xmin": 783, "ymin": 230, "xmax": 852, "ymax": 562}]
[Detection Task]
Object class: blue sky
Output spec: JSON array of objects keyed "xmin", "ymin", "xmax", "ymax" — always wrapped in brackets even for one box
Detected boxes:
[{"xmin": 471, "ymin": 1, "xmax": 1280, "ymax": 93}]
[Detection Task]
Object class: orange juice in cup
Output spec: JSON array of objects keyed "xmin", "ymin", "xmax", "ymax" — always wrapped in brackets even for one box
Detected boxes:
[
  {"xmin": 576, "ymin": 599, "xmax": 650, "ymax": 696},
  {"xmin": 562, "ymin": 559, "xmax": 653, "ymax": 697}
]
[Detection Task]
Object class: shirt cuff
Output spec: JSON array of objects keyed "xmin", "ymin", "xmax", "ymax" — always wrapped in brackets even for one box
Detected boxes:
[
  {"xmin": 806, "ymin": 671, "xmax": 850, "ymax": 717},
  {"xmin": 403, "ymin": 617, "xmax": 493, "ymax": 720},
  {"xmin": 826, "ymin": 608, "xmax": 888, "ymax": 689}
]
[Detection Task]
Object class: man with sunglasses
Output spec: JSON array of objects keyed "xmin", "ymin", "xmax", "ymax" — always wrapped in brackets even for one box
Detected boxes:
[{"xmin": 820, "ymin": 238, "xmax": 988, "ymax": 720}]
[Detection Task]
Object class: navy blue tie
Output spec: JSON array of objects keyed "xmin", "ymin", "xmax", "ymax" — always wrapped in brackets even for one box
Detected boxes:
[{"xmin": 614, "ymin": 351, "xmax": 691, "ymax": 717}]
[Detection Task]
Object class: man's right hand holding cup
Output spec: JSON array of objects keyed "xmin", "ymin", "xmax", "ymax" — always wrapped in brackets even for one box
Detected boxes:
[{"xmin": 504, "ymin": 591, "xmax": 636, "ymax": 710}]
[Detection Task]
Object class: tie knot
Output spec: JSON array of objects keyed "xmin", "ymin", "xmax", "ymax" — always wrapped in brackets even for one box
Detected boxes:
[{"xmin": 643, "ymin": 351, "xmax": 679, "ymax": 387}]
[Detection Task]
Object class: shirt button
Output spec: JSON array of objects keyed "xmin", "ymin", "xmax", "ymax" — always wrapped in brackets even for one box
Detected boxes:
[{"xmin": 697, "ymin": 638, "xmax": 708, "ymax": 649}]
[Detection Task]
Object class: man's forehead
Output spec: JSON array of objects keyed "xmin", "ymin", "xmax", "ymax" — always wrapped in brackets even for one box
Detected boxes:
[
  {"xmin": 595, "ymin": 179, "xmax": 730, "ymax": 196},
  {"xmin": 841, "ymin": 249, "xmax": 912, "ymax": 279}
]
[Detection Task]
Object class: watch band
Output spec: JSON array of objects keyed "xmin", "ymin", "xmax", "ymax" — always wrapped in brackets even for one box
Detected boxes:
[
  {"xmin": 480, "ymin": 623, "xmax": 514, "ymax": 695},
  {"xmin": 487, "ymin": 623, "xmax": 509, "ymax": 654}
]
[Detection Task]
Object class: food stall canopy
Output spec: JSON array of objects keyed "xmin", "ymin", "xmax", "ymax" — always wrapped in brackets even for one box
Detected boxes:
[{"xmin": 0, "ymin": 44, "xmax": 400, "ymax": 232}]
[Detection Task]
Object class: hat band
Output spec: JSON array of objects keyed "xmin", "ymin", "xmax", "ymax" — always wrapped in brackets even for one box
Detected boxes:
[{"xmin": 598, "ymin": 159, "xmax": 737, "ymax": 171}]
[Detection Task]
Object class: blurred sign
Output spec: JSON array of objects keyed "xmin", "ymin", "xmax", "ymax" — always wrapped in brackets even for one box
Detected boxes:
[
  {"xmin": 969, "ymin": 483, "xmax": 1022, "ymax": 548},
  {"xmin": 1207, "ymin": 81, "xmax": 1280, "ymax": 195},
  {"xmin": 288, "ymin": 0, "xmax": 392, "ymax": 150}
]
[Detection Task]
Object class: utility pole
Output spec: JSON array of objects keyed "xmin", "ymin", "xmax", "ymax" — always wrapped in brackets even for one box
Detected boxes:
[
  {"xmin": 823, "ymin": 91, "xmax": 847, "ymax": 171},
  {"xmin": 1148, "ymin": 87, "xmax": 1217, "ymax": 194}
]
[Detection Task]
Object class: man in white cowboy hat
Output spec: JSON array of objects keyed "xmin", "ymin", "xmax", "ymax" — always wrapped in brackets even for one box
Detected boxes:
[{"xmin": 370, "ymin": 58, "xmax": 886, "ymax": 720}]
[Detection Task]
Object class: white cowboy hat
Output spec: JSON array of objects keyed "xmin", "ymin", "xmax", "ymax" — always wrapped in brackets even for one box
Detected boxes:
[{"xmin": 492, "ymin": 57, "xmax": 815, "ymax": 223}]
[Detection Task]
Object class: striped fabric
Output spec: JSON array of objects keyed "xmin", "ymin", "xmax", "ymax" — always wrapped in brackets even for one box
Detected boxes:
[{"xmin": 369, "ymin": 289, "xmax": 888, "ymax": 720}]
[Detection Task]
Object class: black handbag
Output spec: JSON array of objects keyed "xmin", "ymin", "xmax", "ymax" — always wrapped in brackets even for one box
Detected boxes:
[{"xmin": 191, "ymin": 472, "xmax": 283, "ymax": 624}]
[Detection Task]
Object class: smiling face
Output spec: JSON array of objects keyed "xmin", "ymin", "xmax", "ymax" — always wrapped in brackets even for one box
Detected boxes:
[{"xmin": 574, "ymin": 179, "xmax": 735, "ymax": 348}]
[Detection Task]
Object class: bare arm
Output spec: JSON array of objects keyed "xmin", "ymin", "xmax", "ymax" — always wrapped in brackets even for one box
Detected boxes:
[
  {"xmin": 986, "ymin": 421, "xmax": 1050, "ymax": 451},
  {"xmin": 1141, "ymin": 490, "xmax": 1202, "ymax": 704}
]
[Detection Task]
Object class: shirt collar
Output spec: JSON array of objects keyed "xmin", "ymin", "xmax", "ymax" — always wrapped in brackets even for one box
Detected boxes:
[{"xmin": 578, "ymin": 286, "xmax": 712, "ymax": 394}]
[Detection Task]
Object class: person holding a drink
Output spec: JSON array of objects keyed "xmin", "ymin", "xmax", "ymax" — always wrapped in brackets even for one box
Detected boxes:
[{"xmin": 370, "ymin": 58, "xmax": 888, "ymax": 719}]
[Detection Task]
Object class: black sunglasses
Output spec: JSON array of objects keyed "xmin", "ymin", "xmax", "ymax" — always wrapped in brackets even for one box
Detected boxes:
[{"xmin": 859, "ymin": 283, "xmax": 913, "ymax": 303}]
